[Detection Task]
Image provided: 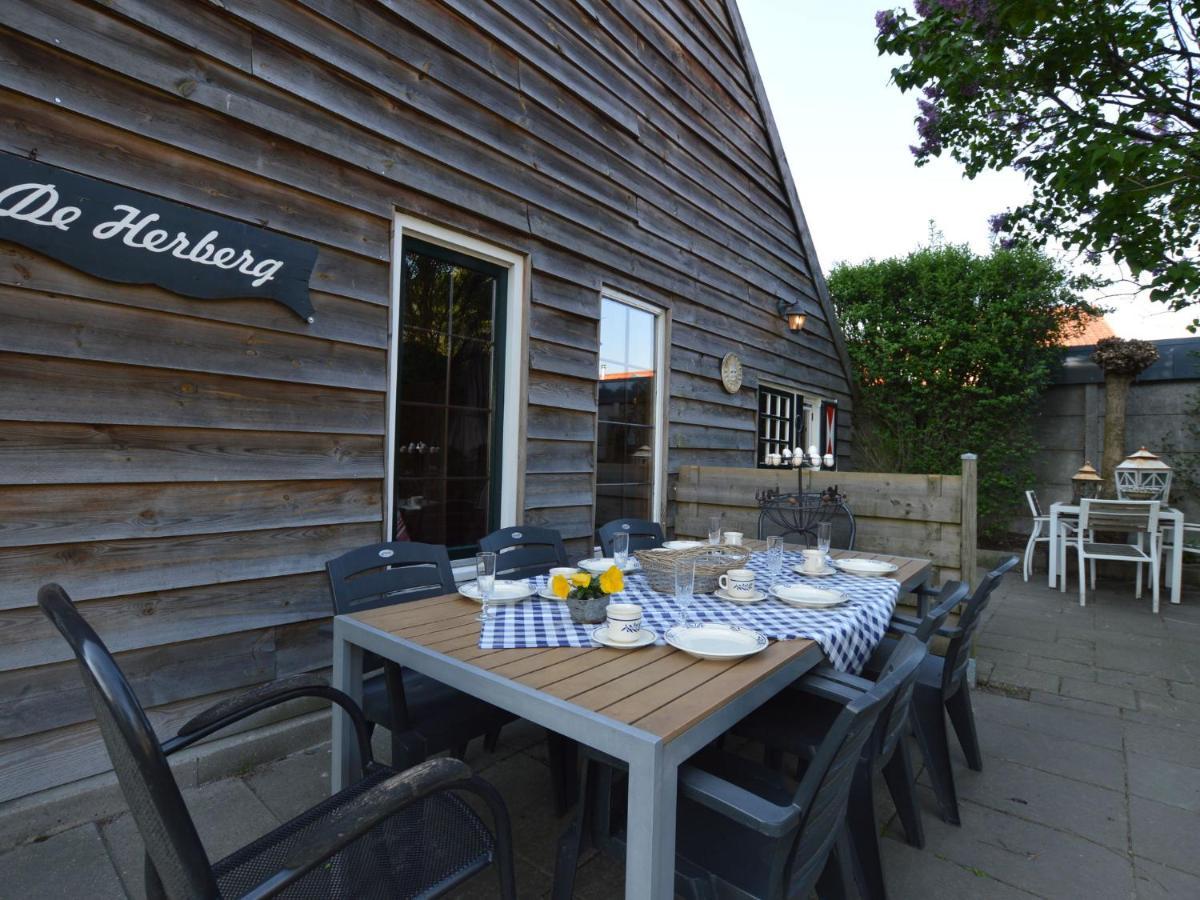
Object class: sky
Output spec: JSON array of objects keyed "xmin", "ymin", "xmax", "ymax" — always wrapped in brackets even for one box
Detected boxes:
[{"xmin": 738, "ymin": 0, "xmax": 1196, "ymax": 340}]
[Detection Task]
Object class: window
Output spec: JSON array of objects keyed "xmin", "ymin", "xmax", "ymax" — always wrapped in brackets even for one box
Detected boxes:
[
  {"xmin": 595, "ymin": 292, "xmax": 665, "ymax": 526},
  {"xmin": 386, "ymin": 218, "xmax": 525, "ymax": 561},
  {"xmin": 757, "ymin": 385, "xmax": 837, "ymax": 469}
]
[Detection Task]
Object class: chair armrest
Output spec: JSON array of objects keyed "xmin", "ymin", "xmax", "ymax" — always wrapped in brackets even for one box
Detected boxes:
[
  {"xmin": 161, "ymin": 674, "xmax": 373, "ymax": 773},
  {"xmin": 677, "ymin": 765, "xmax": 799, "ymax": 838},
  {"xmin": 790, "ymin": 663, "xmax": 873, "ymax": 693},
  {"xmin": 790, "ymin": 670, "xmax": 866, "ymax": 704},
  {"xmin": 238, "ymin": 758, "xmax": 477, "ymax": 900},
  {"xmin": 888, "ymin": 613, "xmax": 922, "ymax": 631}
]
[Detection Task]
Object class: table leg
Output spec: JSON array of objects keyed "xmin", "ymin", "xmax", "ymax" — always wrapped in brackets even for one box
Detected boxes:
[
  {"xmin": 625, "ymin": 745, "xmax": 676, "ymax": 900},
  {"xmin": 331, "ymin": 621, "xmax": 363, "ymax": 793},
  {"xmin": 1048, "ymin": 508, "xmax": 1059, "ymax": 589},
  {"xmin": 1171, "ymin": 517, "xmax": 1183, "ymax": 605}
]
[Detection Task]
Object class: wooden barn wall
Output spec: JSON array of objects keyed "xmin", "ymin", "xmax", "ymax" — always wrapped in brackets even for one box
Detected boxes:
[{"xmin": 0, "ymin": 0, "xmax": 853, "ymax": 803}]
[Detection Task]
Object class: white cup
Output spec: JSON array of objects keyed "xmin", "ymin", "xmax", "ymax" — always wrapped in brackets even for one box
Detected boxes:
[
  {"xmin": 723, "ymin": 531, "xmax": 743, "ymax": 546},
  {"xmin": 718, "ymin": 568, "xmax": 756, "ymax": 597},
  {"xmin": 549, "ymin": 567, "xmax": 576, "ymax": 582},
  {"xmin": 802, "ymin": 548, "xmax": 826, "ymax": 573},
  {"xmin": 605, "ymin": 602, "xmax": 643, "ymax": 642}
]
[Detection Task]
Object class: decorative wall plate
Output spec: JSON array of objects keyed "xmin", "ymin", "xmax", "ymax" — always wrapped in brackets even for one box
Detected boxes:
[{"xmin": 720, "ymin": 352, "xmax": 744, "ymax": 394}]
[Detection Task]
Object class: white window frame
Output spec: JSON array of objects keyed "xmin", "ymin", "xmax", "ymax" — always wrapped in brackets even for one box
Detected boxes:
[
  {"xmin": 757, "ymin": 380, "xmax": 827, "ymax": 467},
  {"xmin": 596, "ymin": 288, "xmax": 668, "ymax": 524},
  {"xmin": 385, "ymin": 214, "xmax": 527, "ymax": 577}
]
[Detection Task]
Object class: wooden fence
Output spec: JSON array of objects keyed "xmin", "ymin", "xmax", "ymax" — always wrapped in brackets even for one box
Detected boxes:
[{"xmin": 674, "ymin": 454, "xmax": 978, "ymax": 583}]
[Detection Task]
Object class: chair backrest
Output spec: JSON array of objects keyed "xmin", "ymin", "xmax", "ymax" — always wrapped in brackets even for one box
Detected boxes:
[
  {"xmin": 1079, "ymin": 499, "xmax": 1161, "ymax": 536},
  {"xmin": 756, "ymin": 494, "xmax": 856, "ymax": 550},
  {"xmin": 1026, "ymin": 489, "xmax": 1043, "ymax": 518},
  {"xmin": 326, "ymin": 541, "xmax": 457, "ymax": 615},
  {"xmin": 940, "ymin": 555, "xmax": 1018, "ymax": 696},
  {"xmin": 597, "ymin": 518, "xmax": 664, "ymax": 555},
  {"xmin": 784, "ymin": 635, "xmax": 925, "ymax": 897},
  {"xmin": 872, "ymin": 631, "xmax": 932, "ymax": 763},
  {"xmin": 914, "ymin": 581, "xmax": 970, "ymax": 643},
  {"xmin": 479, "ymin": 525, "xmax": 567, "ymax": 579},
  {"xmin": 38, "ymin": 585, "xmax": 218, "ymax": 898}
]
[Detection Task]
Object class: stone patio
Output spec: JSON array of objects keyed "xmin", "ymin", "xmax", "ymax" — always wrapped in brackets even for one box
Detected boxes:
[{"xmin": 2, "ymin": 567, "xmax": 1197, "ymax": 898}]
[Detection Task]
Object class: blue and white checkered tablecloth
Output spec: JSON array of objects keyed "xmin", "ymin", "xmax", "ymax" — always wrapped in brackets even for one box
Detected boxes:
[{"xmin": 478, "ymin": 551, "xmax": 900, "ymax": 672}]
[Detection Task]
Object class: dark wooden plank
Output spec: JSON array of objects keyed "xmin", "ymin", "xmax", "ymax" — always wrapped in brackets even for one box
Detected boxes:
[
  {"xmin": 0, "ymin": 353, "xmax": 383, "ymax": 435},
  {"xmin": 524, "ymin": 440, "xmax": 596, "ymax": 475},
  {"xmin": 0, "ymin": 521, "xmax": 381, "ymax": 610},
  {"xmin": 0, "ymin": 422, "xmax": 383, "ymax": 485},
  {"xmin": 524, "ymin": 472, "xmax": 596, "ymax": 509},
  {"xmin": 0, "ymin": 480, "xmax": 381, "ymax": 548}
]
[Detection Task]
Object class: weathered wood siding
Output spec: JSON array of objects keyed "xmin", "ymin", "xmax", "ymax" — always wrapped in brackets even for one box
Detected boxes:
[{"xmin": 0, "ymin": 0, "xmax": 852, "ymax": 803}]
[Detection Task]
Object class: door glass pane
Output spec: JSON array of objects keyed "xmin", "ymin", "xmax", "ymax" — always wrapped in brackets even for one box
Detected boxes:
[
  {"xmin": 595, "ymin": 296, "xmax": 659, "ymax": 525},
  {"xmin": 393, "ymin": 241, "xmax": 505, "ymax": 556}
]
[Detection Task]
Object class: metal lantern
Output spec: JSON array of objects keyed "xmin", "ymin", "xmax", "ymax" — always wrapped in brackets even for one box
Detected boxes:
[
  {"xmin": 1114, "ymin": 447, "xmax": 1173, "ymax": 502},
  {"xmin": 1071, "ymin": 461, "xmax": 1103, "ymax": 501}
]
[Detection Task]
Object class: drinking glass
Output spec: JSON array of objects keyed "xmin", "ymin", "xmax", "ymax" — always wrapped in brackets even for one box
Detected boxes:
[
  {"xmin": 612, "ymin": 531, "xmax": 630, "ymax": 570},
  {"xmin": 816, "ymin": 522, "xmax": 832, "ymax": 560},
  {"xmin": 674, "ymin": 557, "xmax": 696, "ymax": 625},
  {"xmin": 707, "ymin": 515, "xmax": 722, "ymax": 545},
  {"xmin": 475, "ymin": 551, "xmax": 497, "ymax": 622},
  {"xmin": 766, "ymin": 535, "xmax": 784, "ymax": 587}
]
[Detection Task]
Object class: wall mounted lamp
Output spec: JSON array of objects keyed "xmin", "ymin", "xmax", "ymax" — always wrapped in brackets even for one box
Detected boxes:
[{"xmin": 776, "ymin": 297, "xmax": 807, "ymax": 333}]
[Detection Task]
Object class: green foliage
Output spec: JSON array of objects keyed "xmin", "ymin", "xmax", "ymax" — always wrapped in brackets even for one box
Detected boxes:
[
  {"xmin": 829, "ymin": 241, "xmax": 1095, "ymax": 540},
  {"xmin": 876, "ymin": 1, "xmax": 1200, "ymax": 328}
]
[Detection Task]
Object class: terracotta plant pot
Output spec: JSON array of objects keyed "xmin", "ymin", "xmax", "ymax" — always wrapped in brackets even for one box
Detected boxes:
[{"xmin": 566, "ymin": 592, "xmax": 608, "ymax": 624}]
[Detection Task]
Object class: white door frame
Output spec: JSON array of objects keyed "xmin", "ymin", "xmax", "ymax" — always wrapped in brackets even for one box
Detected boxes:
[{"xmin": 385, "ymin": 213, "xmax": 527, "ymax": 546}]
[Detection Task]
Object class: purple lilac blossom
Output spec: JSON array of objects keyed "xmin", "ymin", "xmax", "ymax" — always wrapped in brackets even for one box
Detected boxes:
[
  {"xmin": 875, "ymin": 9, "xmax": 899, "ymax": 37},
  {"xmin": 989, "ymin": 212, "xmax": 1012, "ymax": 234}
]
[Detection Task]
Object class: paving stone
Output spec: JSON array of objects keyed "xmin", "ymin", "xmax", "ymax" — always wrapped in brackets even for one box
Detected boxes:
[
  {"xmin": 242, "ymin": 745, "xmax": 331, "ymax": 823},
  {"xmin": 1133, "ymin": 856, "xmax": 1200, "ymax": 899},
  {"xmin": 1122, "ymin": 704, "xmax": 1200, "ymax": 737},
  {"xmin": 0, "ymin": 823, "xmax": 125, "ymax": 900},
  {"xmin": 975, "ymin": 716, "xmax": 1126, "ymax": 790},
  {"xmin": 972, "ymin": 689, "xmax": 1124, "ymax": 750},
  {"xmin": 461, "ymin": 749, "xmax": 567, "ymax": 873},
  {"xmin": 1167, "ymin": 680, "xmax": 1200, "ymax": 702},
  {"xmin": 977, "ymin": 631, "xmax": 1095, "ymax": 664},
  {"xmin": 953, "ymin": 757, "xmax": 1128, "ymax": 851},
  {"xmin": 1134, "ymin": 691, "xmax": 1200, "ymax": 723},
  {"xmin": 446, "ymin": 850, "xmax": 552, "ymax": 899},
  {"xmin": 1060, "ymin": 675, "xmax": 1137, "ymax": 709},
  {"xmin": 899, "ymin": 785, "xmax": 1134, "ymax": 899},
  {"xmin": 102, "ymin": 778, "xmax": 280, "ymax": 899},
  {"xmin": 879, "ymin": 836, "xmax": 1034, "ymax": 899},
  {"xmin": 1095, "ymin": 647, "xmax": 1193, "ymax": 681},
  {"xmin": 1028, "ymin": 688, "xmax": 1124, "ymax": 718},
  {"xmin": 1123, "ymin": 721, "xmax": 1200, "ymax": 768},
  {"xmin": 1027, "ymin": 654, "xmax": 1096, "ymax": 681},
  {"xmin": 1096, "ymin": 668, "xmax": 1173, "ymax": 696},
  {"xmin": 984, "ymin": 615, "xmax": 1060, "ymax": 639},
  {"xmin": 572, "ymin": 847, "xmax": 629, "ymax": 900},
  {"xmin": 1130, "ymin": 795, "xmax": 1200, "ymax": 876},
  {"xmin": 1126, "ymin": 754, "xmax": 1200, "ymax": 813},
  {"xmin": 984, "ymin": 663, "xmax": 1061, "ymax": 694}
]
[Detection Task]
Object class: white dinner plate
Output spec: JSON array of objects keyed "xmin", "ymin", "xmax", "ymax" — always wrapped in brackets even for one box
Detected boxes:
[
  {"xmin": 458, "ymin": 580, "xmax": 534, "ymax": 604},
  {"xmin": 662, "ymin": 540, "xmax": 704, "ymax": 550},
  {"xmin": 792, "ymin": 564, "xmax": 838, "ymax": 577},
  {"xmin": 579, "ymin": 557, "xmax": 640, "ymax": 575},
  {"xmin": 770, "ymin": 584, "xmax": 849, "ymax": 609},
  {"xmin": 538, "ymin": 587, "xmax": 564, "ymax": 601},
  {"xmin": 590, "ymin": 625, "xmax": 657, "ymax": 649},
  {"xmin": 664, "ymin": 623, "xmax": 768, "ymax": 660},
  {"xmin": 714, "ymin": 587, "xmax": 768, "ymax": 604},
  {"xmin": 833, "ymin": 558, "xmax": 897, "ymax": 577}
]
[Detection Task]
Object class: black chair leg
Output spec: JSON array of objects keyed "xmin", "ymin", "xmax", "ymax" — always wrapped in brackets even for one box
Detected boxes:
[
  {"xmin": 547, "ymin": 732, "xmax": 579, "ymax": 816},
  {"xmin": 483, "ymin": 728, "xmax": 501, "ymax": 753},
  {"xmin": 882, "ymin": 739, "xmax": 924, "ymax": 849},
  {"xmin": 912, "ymin": 694, "xmax": 961, "ymax": 826},
  {"xmin": 945, "ymin": 683, "xmax": 983, "ymax": 772},
  {"xmin": 815, "ymin": 825, "xmax": 854, "ymax": 900},
  {"xmin": 847, "ymin": 762, "xmax": 887, "ymax": 900},
  {"xmin": 552, "ymin": 758, "xmax": 594, "ymax": 900}
]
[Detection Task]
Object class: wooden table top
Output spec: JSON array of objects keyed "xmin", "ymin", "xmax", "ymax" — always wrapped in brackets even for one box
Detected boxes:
[{"xmin": 350, "ymin": 548, "xmax": 931, "ymax": 743}]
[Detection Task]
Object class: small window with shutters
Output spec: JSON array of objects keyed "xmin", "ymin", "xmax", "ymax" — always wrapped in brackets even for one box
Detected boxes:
[{"xmin": 756, "ymin": 384, "xmax": 837, "ymax": 470}]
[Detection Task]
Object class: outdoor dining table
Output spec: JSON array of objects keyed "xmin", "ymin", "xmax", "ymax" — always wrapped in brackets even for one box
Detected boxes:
[
  {"xmin": 1047, "ymin": 501, "xmax": 1186, "ymax": 604},
  {"xmin": 330, "ymin": 545, "xmax": 932, "ymax": 899}
]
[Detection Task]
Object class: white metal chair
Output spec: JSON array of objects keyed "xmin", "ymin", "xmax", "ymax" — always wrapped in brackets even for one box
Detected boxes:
[
  {"xmin": 1023, "ymin": 490, "xmax": 1076, "ymax": 584},
  {"xmin": 1076, "ymin": 499, "xmax": 1162, "ymax": 612}
]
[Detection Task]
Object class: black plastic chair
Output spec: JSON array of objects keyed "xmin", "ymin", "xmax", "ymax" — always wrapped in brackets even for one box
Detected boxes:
[
  {"xmin": 735, "ymin": 585, "xmax": 965, "ymax": 900},
  {"xmin": 867, "ymin": 556, "xmax": 1019, "ymax": 826},
  {"xmin": 326, "ymin": 541, "xmax": 514, "ymax": 768},
  {"xmin": 37, "ymin": 583, "xmax": 516, "ymax": 900},
  {"xmin": 596, "ymin": 518, "xmax": 664, "ymax": 556},
  {"xmin": 479, "ymin": 525, "xmax": 568, "ymax": 579},
  {"xmin": 552, "ymin": 636, "xmax": 926, "ymax": 900}
]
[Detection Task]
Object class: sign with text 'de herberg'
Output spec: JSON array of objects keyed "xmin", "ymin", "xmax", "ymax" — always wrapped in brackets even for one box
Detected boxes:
[{"xmin": 0, "ymin": 152, "xmax": 317, "ymax": 322}]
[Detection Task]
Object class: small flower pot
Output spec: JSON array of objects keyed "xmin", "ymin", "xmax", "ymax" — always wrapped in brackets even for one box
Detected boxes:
[{"xmin": 566, "ymin": 593, "xmax": 608, "ymax": 624}]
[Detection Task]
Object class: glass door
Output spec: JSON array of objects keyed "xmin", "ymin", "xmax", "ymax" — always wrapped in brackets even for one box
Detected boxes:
[{"xmin": 392, "ymin": 237, "xmax": 507, "ymax": 557}]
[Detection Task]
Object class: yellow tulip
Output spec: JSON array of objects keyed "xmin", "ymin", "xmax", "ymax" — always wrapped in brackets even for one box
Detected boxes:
[
  {"xmin": 570, "ymin": 572, "xmax": 592, "ymax": 589},
  {"xmin": 599, "ymin": 565, "xmax": 624, "ymax": 594},
  {"xmin": 551, "ymin": 574, "xmax": 570, "ymax": 599}
]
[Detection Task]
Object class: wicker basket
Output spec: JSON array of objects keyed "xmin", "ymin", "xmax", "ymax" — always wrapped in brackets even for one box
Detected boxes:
[{"xmin": 634, "ymin": 545, "xmax": 752, "ymax": 594}]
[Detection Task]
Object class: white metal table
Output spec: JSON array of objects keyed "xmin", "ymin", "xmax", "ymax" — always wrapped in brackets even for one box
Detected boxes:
[{"xmin": 1048, "ymin": 501, "xmax": 1186, "ymax": 605}]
